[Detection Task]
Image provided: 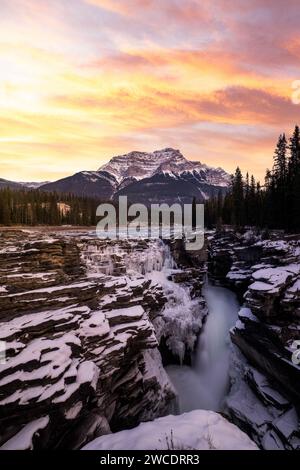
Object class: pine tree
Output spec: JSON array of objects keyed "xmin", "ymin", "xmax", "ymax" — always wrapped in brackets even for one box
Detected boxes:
[
  {"xmin": 244, "ymin": 172, "xmax": 250, "ymax": 224},
  {"xmin": 248, "ymin": 175, "xmax": 256, "ymax": 226},
  {"xmin": 232, "ymin": 167, "xmax": 244, "ymax": 227},
  {"xmin": 287, "ymin": 125, "xmax": 300, "ymax": 230}
]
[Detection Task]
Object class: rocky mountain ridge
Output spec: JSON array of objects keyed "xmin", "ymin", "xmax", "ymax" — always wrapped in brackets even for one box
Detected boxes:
[
  {"xmin": 99, "ymin": 148, "xmax": 229, "ymax": 187},
  {"xmin": 1, "ymin": 148, "xmax": 230, "ymax": 204}
]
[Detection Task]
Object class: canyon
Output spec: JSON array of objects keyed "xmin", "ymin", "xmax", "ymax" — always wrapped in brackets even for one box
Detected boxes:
[{"xmin": 0, "ymin": 228, "xmax": 299, "ymax": 450}]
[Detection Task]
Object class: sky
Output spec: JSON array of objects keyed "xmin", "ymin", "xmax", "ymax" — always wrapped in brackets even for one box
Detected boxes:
[{"xmin": 0, "ymin": 0, "xmax": 299, "ymax": 182}]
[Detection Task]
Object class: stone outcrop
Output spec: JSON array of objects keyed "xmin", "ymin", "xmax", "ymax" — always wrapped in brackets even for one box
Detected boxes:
[
  {"xmin": 208, "ymin": 229, "xmax": 300, "ymax": 449},
  {"xmin": 0, "ymin": 231, "xmax": 209, "ymax": 450},
  {"xmin": 0, "ymin": 231, "xmax": 180, "ymax": 449}
]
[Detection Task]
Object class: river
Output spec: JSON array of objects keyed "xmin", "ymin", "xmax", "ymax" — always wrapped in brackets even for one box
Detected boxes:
[{"xmin": 166, "ymin": 280, "xmax": 240, "ymax": 413}]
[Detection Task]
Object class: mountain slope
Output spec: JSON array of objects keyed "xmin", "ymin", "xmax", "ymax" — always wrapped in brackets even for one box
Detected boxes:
[
  {"xmin": 19, "ymin": 181, "xmax": 50, "ymax": 189},
  {"xmin": 115, "ymin": 172, "xmax": 226, "ymax": 205},
  {"xmin": 0, "ymin": 178, "xmax": 24, "ymax": 190},
  {"xmin": 41, "ymin": 171, "xmax": 118, "ymax": 199},
  {"xmin": 35, "ymin": 148, "xmax": 231, "ymax": 203}
]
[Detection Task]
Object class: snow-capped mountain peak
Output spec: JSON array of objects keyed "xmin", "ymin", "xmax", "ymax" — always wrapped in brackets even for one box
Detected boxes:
[
  {"xmin": 99, "ymin": 148, "xmax": 186, "ymax": 183},
  {"xmin": 99, "ymin": 147, "xmax": 230, "ymax": 187},
  {"xmin": 30, "ymin": 147, "xmax": 231, "ymax": 204}
]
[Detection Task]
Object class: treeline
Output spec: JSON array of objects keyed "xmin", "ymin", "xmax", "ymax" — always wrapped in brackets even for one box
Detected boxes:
[
  {"xmin": 0, "ymin": 188, "xmax": 102, "ymax": 226},
  {"xmin": 206, "ymin": 125, "xmax": 300, "ymax": 232}
]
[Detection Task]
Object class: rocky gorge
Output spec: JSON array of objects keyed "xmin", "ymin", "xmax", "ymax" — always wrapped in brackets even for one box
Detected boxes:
[
  {"xmin": 0, "ymin": 227, "xmax": 298, "ymax": 450},
  {"xmin": 0, "ymin": 229, "xmax": 209, "ymax": 449},
  {"xmin": 209, "ymin": 229, "xmax": 300, "ymax": 449}
]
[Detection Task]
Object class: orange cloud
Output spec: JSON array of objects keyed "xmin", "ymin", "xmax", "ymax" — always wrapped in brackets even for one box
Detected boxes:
[{"xmin": 0, "ymin": 0, "xmax": 299, "ymax": 183}]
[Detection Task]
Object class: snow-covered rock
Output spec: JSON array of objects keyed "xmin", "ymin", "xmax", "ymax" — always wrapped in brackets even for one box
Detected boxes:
[
  {"xmin": 209, "ymin": 229, "xmax": 300, "ymax": 450},
  {"xmin": 83, "ymin": 410, "xmax": 258, "ymax": 450},
  {"xmin": 225, "ymin": 347, "xmax": 300, "ymax": 450},
  {"xmin": 0, "ymin": 230, "xmax": 209, "ymax": 450},
  {"xmin": 0, "ymin": 416, "xmax": 50, "ymax": 450},
  {"xmin": 0, "ymin": 232, "xmax": 184, "ymax": 449}
]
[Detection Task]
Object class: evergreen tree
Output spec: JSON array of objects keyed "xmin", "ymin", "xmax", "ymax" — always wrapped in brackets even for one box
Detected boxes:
[{"xmin": 232, "ymin": 167, "xmax": 244, "ymax": 227}]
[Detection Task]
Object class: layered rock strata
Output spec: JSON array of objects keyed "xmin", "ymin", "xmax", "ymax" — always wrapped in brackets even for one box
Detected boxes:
[
  {"xmin": 209, "ymin": 229, "xmax": 300, "ymax": 449},
  {"xmin": 0, "ymin": 231, "xmax": 207, "ymax": 449}
]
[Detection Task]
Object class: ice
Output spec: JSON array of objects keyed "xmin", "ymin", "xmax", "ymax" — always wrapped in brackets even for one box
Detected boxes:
[
  {"xmin": 167, "ymin": 282, "xmax": 240, "ymax": 412},
  {"xmin": 147, "ymin": 270, "xmax": 203, "ymax": 363}
]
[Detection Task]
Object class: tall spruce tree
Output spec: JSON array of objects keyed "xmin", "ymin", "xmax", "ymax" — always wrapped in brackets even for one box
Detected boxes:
[
  {"xmin": 232, "ymin": 167, "xmax": 244, "ymax": 227},
  {"xmin": 287, "ymin": 125, "xmax": 300, "ymax": 230}
]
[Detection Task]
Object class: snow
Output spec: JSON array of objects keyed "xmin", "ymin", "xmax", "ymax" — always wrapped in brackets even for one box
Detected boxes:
[
  {"xmin": 249, "ymin": 265, "xmax": 299, "ymax": 293},
  {"xmin": 105, "ymin": 305, "xmax": 144, "ymax": 321},
  {"xmin": 8, "ymin": 281, "xmax": 95, "ymax": 297},
  {"xmin": 235, "ymin": 320, "xmax": 245, "ymax": 330},
  {"xmin": 99, "ymin": 148, "xmax": 230, "ymax": 187},
  {"xmin": 83, "ymin": 410, "xmax": 258, "ymax": 450},
  {"xmin": 82, "ymin": 239, "xmax": 204, "ymax": 362},
  {"xmin": 249, "ymin": 281, "xmax": 276, "ymax": 292},
  {"xmin": 286, "ymin": 278, "xmax": 300, "ymax": 293},
  {"xmin": 238, "ymin": 307, "xmax": 259, "ymax": 322},
  {"xmin": 0, "ymin": 416, "xmax": 49, "ymax": 450},
  {"xmin": 252, "ymin": 267, "xmax": 293, "ymax": 286},
  {"xmin": 77, "ymin": 361, "xmax": 99, "ymax": 390},
  {"xmin": 255, "ymin": 239, "xmax": 290, "ymax": 252},
  {"xmin": 80, "ymin": 311, "xmax": 110, "ymax": 339},
  {"xmin": 0, "ymin": 305, "xmax": 88, "ymax": 342}
]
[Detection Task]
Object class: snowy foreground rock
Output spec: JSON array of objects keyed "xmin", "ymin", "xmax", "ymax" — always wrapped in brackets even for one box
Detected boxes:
[{"xmin": 83, "ymin": 410, "xmax": 258, "ymax": 450}]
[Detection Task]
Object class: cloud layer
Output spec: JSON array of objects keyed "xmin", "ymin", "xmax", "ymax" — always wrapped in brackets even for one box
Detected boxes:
[{"xmin": 0, "ymin": 0, "xmax": 299, "ymax": 181}]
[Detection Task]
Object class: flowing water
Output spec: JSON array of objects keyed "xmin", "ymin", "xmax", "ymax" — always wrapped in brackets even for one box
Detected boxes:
[{"xmin": 166, "ymin": 281, "xmax": 240, "ymax": 413}]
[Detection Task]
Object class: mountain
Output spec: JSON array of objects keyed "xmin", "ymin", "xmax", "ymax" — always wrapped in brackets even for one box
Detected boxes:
[
  {"xmin": 41, "ymin": 171, "xmax": 118, "ymax": 199},
  {"xmin": 18, "ymin": 181, "xmax": 51, "ymax": 189},
  {"xmin": 99, "ymin": 148, "xmax": 229, "ymax": 188},
  {"xmin": 103, "ymin": 148, "xmax": 230, "ymax": 204},
  {"xmin": 3, "ymin": 148, "xmax": 230, "ymax": 204},
  {"xmin": 0, "ymin": 179, "xmax": 50, "ymax": 190},
  {"xmin": 115, "ymin": 171, "xmax": 227, "ymax": 206},
  {"xmin": 0, "ymin": 178, "xmax": 24, "ymax": 190}
]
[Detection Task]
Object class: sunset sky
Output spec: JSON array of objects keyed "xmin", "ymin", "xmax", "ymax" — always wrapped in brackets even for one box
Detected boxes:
[{"xmin": 0, "ymin": 0, "xmax": 299, "ymax": 182}]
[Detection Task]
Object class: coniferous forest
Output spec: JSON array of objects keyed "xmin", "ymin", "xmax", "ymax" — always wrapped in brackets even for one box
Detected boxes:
[
  {"xmin": 0, "ymin": 188, "xmax": 101, "ymax": 226},
  {"xmin": 205, "ymin": 125, "xmax": 300, "ymax": 232},
  {"xmin": 1, "ymin": 125, "xmax": 300, "ymax": 231}
]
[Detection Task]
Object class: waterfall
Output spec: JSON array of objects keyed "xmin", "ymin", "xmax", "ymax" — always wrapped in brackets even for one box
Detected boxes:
[
  {"xmin": 166, "ymin": 280, "xmax": 240, "ymax": 412},
  {"xmin": 82, "ymin": 238, "xmax": 238, "ymax": 411},
  {"xmin": 81, "ymin": 239, "xmax": 176, "ymax": 277},
  {"xmin": 145, "ymin": 247, "xmax": 206, "ymax": 365}
]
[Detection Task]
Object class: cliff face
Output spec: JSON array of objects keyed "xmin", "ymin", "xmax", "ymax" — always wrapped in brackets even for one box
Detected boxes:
[
  {"xmin": 208, "ymin": 230, "xmax": 300, "ymax": 449},
  {"xmin": 0, "ymin": 231, "xmax": 210, "ymax": 450},
  {"xmin": 0, "ymin": 232, "xmax": 176, "ymax": 449}
]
